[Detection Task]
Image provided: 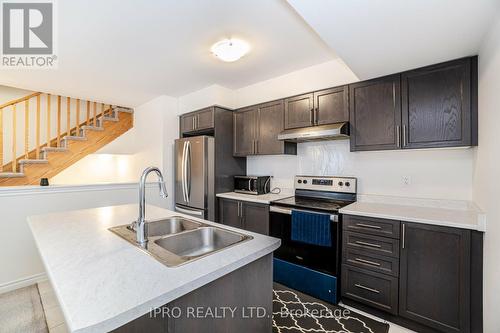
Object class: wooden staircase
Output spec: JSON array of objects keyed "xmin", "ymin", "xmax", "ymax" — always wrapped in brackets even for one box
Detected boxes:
[{"xmin": 0, "ymin": 92, "xmax": 133, "ymax": 186}]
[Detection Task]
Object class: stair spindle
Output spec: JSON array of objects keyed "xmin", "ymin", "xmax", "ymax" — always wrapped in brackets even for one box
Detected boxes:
[
  {"xmin": 57, "ymin": 96, "xmax": 61, "ymax": 147},
  {"xmin": 66, "ymin": 97, "xmax": 71, "ymax": 136},
  {"xmin": 93, "ymin": 102, "xmax": 97, "ymax": 127},
  {"xmin": 36, "ymin": 94, "xmax": 40, "ymax": 159},
  {"xmin": 24, "ymin": 99, "xmax": 29, "ymax": 159},
  {"xmin": 101, "ymin": 103, "xmax": 104, "ymax": 119},
  {"xmin": 0, "ymin": 107, "xmax": 3, "ymax": 172},
  {"xmin": 86, "ymin": 100, "xmax": 90, "ymax": 126},
  {"xmin": 76, "ymin": 99, "xmax": 80, "ymax": 134},
  {"xmin": 47, "ymin": 94, "xmax": 51, "ymax": 148},
  {"xmin": 12, "ymin": 104, "xmax": 17, "ymax": 172}
]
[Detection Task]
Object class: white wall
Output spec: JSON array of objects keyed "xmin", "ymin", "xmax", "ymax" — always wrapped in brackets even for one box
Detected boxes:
[
  {"xmin": 178, "ymin": 84, "xmax": 236, "ymax": 113},
  {"xmin": 474, "ymin": 14, "xmax": 500, "ymax": 332},
  {"xmin": 179, "ymin": 59, "xmax": 476, "ymax": 200},
  {"xmin": 0, "ymin": 184, "xmax": 168, "ymax": 293}
]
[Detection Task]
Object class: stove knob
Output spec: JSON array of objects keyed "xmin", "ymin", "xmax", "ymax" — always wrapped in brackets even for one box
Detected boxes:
[
  {"xmin": 345, "ymin": 182, "xmax": 350, "ymax": 187},
  {"xmin": 303, "ymin": 180, "xmax": 308, "ymax": 184},
  {"xmin": 297, "ymin": 179, "xmax": 302, "ymax": 184},
  {"xmin": 338, "ymin": 181, "xmax": 343, "ymax": 186}
]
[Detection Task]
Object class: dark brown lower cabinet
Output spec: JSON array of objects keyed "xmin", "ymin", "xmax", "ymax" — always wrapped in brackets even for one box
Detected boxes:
[
  {"xmin": 218, "ymin": 198, "xmax": 269, "ymax": 235},
  {"xmin": 399, "ymin": 223, "xmax": 471, "ymax": 333},
  {"xmin": 341, "ymin": 214, "xmax": 483, "ymax": 333},
  {"xmin": 112, "ymin": 254, "xmax": 273, "ymax": 333}
]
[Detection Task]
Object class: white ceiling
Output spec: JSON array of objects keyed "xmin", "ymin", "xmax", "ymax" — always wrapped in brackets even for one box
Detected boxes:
[
  {"xmin": 0, "ymin": 0, "xmax": 335, "ymax": 106},
  {"xmin": 287, "ymin": 0, "xmax": 500, "ymax": 80}
]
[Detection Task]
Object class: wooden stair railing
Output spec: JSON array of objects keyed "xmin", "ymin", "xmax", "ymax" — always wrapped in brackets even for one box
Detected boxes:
[{"xmin": 0, "ymin": 92, "xmax": 117, "ymax": 175}]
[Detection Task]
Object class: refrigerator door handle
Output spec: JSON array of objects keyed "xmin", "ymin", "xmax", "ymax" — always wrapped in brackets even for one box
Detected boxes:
[
  {"xmin": 186, "ymin": 141, "xmax": 192, "ymax": 202},
  {"xmin": 181, "ymin": 141, "xmax": 188, "ymax": 202}
]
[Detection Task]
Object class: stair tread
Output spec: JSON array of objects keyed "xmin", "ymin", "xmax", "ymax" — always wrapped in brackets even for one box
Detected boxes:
[
  {"xmin": 113, "ymin": 107, "xmax": 134, "ymax": 113},
  {"xmin": 63, "ymin": 135, "xmax": 87, "ymax": 141},
  {"xmin": 41, "ymin": 147, "xmax": 69, "ymax": 152},
  {"xmin": 19, "ymin": 159, "xmax": 48, "ymax": 164},
  {"xmin": 81, "ymin": 125, "xmax": 104, "ymax": 131},
  {"xmin": 0, "ymin": 172, "xmax": 25, "ymax": 178}
]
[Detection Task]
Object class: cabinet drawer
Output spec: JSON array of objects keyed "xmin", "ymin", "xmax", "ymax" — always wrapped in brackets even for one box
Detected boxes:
[
  {"xmin": 343, "ymin": 247, "xmax": 399, "ymax": 277},
  {"xmin": 343, "ymin": 231, "xmax": 400, "ymax": 258},
  {"xmin": 341, "ymin": 264, "xmax": 399, "ymax": 315},
  {"xmin": 343, "ymin": 215, "xmax": 400, "ymax": 239}
]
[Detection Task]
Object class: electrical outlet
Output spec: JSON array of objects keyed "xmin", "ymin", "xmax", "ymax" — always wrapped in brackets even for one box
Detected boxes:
[{"xmin": 402, "ymin": 176, "xmax": 411, "ymax": 186}]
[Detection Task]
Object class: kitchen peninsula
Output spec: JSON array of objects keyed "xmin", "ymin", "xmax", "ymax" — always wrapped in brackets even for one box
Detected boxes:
[{"xmin": 28, "ymin": 204, "xmax": 280, "ymax": 332}]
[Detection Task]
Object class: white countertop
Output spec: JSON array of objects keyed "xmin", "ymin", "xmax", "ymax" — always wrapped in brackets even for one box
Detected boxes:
[
  {"xmin": 340, "ymin": 200, "xmax": 486, "ymax": 231},
  {"xmin": 216, "ymin": 191, "xmax": 293, "ymax": 204},
  {"xmin": 28, "ymin": 204, "xmax": 281, "ymax": 333}
]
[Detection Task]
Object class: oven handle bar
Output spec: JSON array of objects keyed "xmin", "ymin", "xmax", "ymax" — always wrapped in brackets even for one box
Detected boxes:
[{"xmin": 270, "ymin": 206, "xmax": 338, "ymax": 222}]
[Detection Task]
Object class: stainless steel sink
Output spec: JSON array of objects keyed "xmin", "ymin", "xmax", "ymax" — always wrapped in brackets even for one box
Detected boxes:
[
  {"xmin": 109, "ymin": 216, "xmax": 252, "ymax": 267},
  {"xmin": 144, "ymin": 217, "xmax": 201, "ymax": 237},
  {"xmin": 154, "ymin": 227, "xmax": 246, "ymax": 258}
]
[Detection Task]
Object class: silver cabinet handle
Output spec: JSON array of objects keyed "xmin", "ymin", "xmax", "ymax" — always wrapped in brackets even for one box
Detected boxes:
[
  {"xmin": 402, "ymin": 223, "xmax": 406, "ymax": 249},
  {"xmin": 354, "ymin": 240, "xmax": 382, "ymax": 248},
  {"xmin": 355, "ymin": 284, "xmax": 380, "ymax": 294},
  {"xmin": 315, "ymin": 107, "xmax": 319, "ymax": 125},
  {"xmin": 310, "ymin": 108, "xmax": 314, "ymax": 124},
  {"xmin": 396, "ymin": 125, "xmax": 401, "ymax": 148},
  {"xmin": 192, "ymin": 117, "xmax": 195, "ymax": 130},
  {"xmin": 353, "ymin": 258, "xmax": 381, "ymax": 267},
  {"xmin": 356, "ymin": 223, "xmax": 382, "ymax": 230}
]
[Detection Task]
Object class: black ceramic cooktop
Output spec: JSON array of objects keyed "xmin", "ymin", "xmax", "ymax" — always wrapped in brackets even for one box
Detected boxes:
[{"xmin": 272, "ymin": 196, "xmax": 353, "ymax": 213}]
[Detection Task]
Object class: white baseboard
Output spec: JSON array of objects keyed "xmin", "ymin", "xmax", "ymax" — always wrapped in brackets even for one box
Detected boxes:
[{"xmin": 0, "ymin": 273, "xmax": 47, "ymax": 294}]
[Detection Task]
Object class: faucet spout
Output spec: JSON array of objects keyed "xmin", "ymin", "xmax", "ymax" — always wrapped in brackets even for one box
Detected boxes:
[{"xmin": 135, "ymin": 166, "xmax": 168, "ymax": 246}]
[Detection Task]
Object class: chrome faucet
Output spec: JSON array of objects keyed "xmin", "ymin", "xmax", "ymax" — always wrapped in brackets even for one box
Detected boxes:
[{"xmin": 134, "ymin": 166, "xmax": 168, "ymax": 246}]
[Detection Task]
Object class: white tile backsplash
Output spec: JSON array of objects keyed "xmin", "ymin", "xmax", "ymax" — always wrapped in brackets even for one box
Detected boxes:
[{"xmin": 247, "ymin": 140, "xmax": 475, "ymax": 200}]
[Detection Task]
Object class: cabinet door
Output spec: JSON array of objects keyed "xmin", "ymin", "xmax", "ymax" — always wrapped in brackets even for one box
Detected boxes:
[
  {"xmin": 399, "ymin": 222, "xmax": 471, "ymax": 333},
  {"xmin": 314, "ymin": 86, "xmax": 349, "ymax": 125},
  {"xmin": 401, "ymin": 58, "xmax": 473, "ymax": 149},
  {"xmin": 284, "ymin": 93, "xmax": 314, "ymax": 129},
  {"xmin": 218, "ymin": 199, "xmax": 242, "ymax": 229},
  {"xmin": 180, "ymin": 114, "xmax": 196, "ymax": 134},
  {"xmin": 233, "ymin": 107, "xmax": 257, "ymax": 156},
  {"xmin": 256, "ymin": 100, "xmax": 285, "ymax": 155},
  {"xmin": 349, "ymin": 75, "xmax": 401, "ymax": 151},
  {"xmin": 242, "ymin": 202, "xmax": 269, "ymax": 235},
  {"xmin": 196, "ymin": 108, "xmax": 215, "ymax": 131}
]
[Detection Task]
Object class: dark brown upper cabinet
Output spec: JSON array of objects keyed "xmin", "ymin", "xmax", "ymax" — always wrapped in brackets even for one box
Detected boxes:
[
  {"xmin": 401, "ymin": 57, "xmax": 476, "ymax": 149},
  {"xmin": 284, "ymin": 93, "xmax": 314, "ymax": 129},
  {"xmin": 179, "ymin": 107, "xmax": 215, "ymax": 135},
  {"xmin": 195, "ymin": 107, "xmax": 215, "ymax": 131},
  {"xmin": 314, "ymin": 86, "xmax": 349, "ymax": 125},
  {"xmin": 350, "ymin": 57, "xmax": 477, "ymax": 152},
  {"xmin": 284, "ymin": 87, "xmax": 349, "ymax": 130},
  {"xmin": 399, "ymin": 222, "xmax": 471, "ymax": 333},
  {"xmin": 349, "ymin": 75, "xmax": 402, "ymax": 151},
  {"xmin": 234, "ymin": 100, "xmax": 296, "ymax": 156},
  {"xmin": 233, "ymin": 106, "xmax": 258, "ymax": 156}
]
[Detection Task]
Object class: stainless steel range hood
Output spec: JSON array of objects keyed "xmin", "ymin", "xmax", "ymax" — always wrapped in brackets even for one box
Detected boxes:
[{"xmin": 277, "ymin": 122, "xmax": 349, "ymax": 142}]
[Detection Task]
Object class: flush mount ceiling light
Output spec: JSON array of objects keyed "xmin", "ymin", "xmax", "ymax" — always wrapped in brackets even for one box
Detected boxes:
[{"xmin": 211, "ymin": 38, "xmax": 250, "ymax": 62}]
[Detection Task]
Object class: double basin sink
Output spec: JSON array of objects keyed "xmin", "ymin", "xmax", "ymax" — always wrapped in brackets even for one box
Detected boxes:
[{"xmin": 109, "ymin": 217, "xmax": 252, "ymax": 267}]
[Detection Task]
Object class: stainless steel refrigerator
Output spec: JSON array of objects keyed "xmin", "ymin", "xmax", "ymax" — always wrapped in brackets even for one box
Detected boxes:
[{"xmin": 174, "ymin": 136, "xmax": 215, "ymax": 220}]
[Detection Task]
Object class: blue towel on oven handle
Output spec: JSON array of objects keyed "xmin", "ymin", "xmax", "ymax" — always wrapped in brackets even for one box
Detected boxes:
[{"xmin": 291, "ymin": 210, "xmax": 332, "ymax": 247}]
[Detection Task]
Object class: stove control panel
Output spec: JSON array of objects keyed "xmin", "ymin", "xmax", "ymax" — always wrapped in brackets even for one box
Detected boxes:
[{"xmin": 295, "ymin": 176, "xmax": 357, "ymax": 193}]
